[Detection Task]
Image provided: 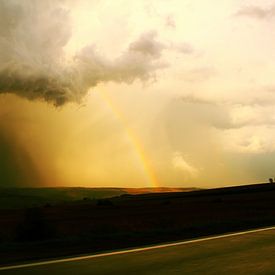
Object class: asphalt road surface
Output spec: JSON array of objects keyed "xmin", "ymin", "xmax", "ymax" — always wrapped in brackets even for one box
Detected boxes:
[{"xmin": 1, "ymin": 227, "xmax": 275, "ymax": 275}]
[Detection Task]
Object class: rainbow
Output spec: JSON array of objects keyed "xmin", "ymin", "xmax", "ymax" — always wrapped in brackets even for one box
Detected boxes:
[{"xmin": 98, "ymin": 90, "xmax": 159, "ymax": 187}]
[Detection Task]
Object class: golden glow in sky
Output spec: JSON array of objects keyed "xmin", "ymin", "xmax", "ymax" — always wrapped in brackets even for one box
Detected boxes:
[{"xmin": 1, "ymin": 0, "xmax": 275, "ymax": 188}]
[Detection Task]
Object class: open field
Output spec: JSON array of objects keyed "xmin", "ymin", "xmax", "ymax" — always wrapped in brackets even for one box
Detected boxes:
[
  {"xmin": 0, "ymin": 183, "xmax": 275, "ymax": 265},
  {"xmin": 0, "ymin": 187, "xmax": 195, "ymax": 209},
  {"xmin": 1, "ymin": 227, "xmax": 275, "ymax": 274}
]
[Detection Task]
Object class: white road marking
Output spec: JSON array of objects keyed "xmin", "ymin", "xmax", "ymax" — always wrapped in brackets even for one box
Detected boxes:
[{"xmin": 1, "ymin": 226, "xmax": 275, "ymax": 271}]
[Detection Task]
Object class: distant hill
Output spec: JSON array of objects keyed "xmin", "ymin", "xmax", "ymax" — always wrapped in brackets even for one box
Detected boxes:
[
  {"xmin": 0, "ymin": 187, "xmax": 198, "ymax": 209},
  {"xmin": 123, "ymin": 187, "xmax": 198, "ymax": 195}
]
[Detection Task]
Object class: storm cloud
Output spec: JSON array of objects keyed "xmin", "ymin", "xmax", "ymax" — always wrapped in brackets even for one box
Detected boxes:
[{"xmin": 0, "ymin": 0, "xmax": 166, "ymax": 106}]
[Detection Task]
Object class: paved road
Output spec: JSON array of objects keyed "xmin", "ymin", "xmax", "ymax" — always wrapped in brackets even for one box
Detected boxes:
[{"xmin": 1, "ymin": 227, "xmax": 275, "ymax": 275}]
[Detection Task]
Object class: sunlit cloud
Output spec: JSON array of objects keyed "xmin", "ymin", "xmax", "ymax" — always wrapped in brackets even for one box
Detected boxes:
[
  {"xmin": 237, "ymin": 4, "xmax": 275, "ymax": 19},
  {"xmin": 172, "ymin": 152, "xmax": 199, "ymax": 178}
]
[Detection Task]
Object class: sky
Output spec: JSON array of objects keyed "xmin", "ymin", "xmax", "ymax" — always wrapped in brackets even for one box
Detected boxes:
[{"xmin": 1, "ymin": 0, "xmax": 275, "ymax": 188}]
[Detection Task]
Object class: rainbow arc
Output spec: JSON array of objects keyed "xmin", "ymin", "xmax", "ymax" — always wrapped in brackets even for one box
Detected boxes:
[{"xmin": 98, "ymin": 90, "xmax": 159, "ymax": 187}]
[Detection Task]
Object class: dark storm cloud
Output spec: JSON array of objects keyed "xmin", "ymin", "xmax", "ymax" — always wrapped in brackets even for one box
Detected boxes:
[{"xmin": 0, "ymin": 1, "xmax": 166, "ymax": 106}]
